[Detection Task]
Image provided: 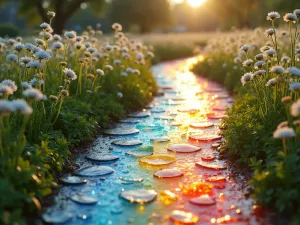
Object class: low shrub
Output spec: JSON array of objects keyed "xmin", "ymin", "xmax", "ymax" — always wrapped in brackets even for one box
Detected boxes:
[{"xmin": 0, "ymin": 24, "xmax": 20, "ymax": 37}]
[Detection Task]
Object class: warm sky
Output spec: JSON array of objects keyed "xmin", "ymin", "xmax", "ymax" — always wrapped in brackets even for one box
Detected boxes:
[{"xmin": 171, "ymin": 0, "xmax": 207, "ymax": 7}]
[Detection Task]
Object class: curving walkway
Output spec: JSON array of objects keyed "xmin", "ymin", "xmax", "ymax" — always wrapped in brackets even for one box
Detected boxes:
[{"xmin": 43, "ymin": 58, "xmax": 268, "ymax": 225}]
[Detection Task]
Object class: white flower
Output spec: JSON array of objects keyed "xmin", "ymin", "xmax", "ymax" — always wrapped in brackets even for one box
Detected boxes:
[
  {"xmin": 24, "ymin": 43, "xmax": 36, "ymax": 52},
  {"xmin": 270, "ymin": 66, "xmax": 285, "ymax": 74},
  {"xmin": 96, "ymin": 69, "xmax": 104, "ymax": 76},
  {"xmin": 112, "ymin": 23, "xmax": 122, "ymax": 31},
  {"xmin": 7, "ymin": 39, "xmax": 16, "ymax": 45},
  {"xmin": 0, "ymin": 85, "xmax": 13, "ymax": 95},
  {"xmin": 21, "ymin": 82, "xmax": 32, "ymax": 90},
  {"xmin": 283, "ymin": 13, "xmax": 298, "ymax": 23},
  {"xmin": 242, "ymin": 59, "xmax": 253, "ymax": 67},
  {"xmin": 105, "ymin": 65, "xmax": 113, "ymax": 71},
  {"xmin": 13, "ymin": 43, "xmax": 24, "ymax": 52},
  {"xmin": 289, "ymin": 82, "xmax": 300, "ymax": 91},
  {"xmin": 117, "ymin": 92, "xmax": 123, "ymax": 98},
  {"xmin": 12, "ymin": 99, "xmax": 32, "ymax": 115},
  {"xmin": 260, "ymin": 46, "xmax": 271, "ymax": 52},
  {"xmin": 52, "ymin": 42, "xmax": 64, "ymax": 50},
  {"xmin": 122, "ymin": 53, "xmax": 130, "ymax": 59},
  {"xmin": 27, "ymin": 61, "xmax": 42, "ymax": 69},
  {"xmin": 255, "ymin": 53, "xmax": 264, "ymax": 61},
  {"xmin": 35, "ymin": 39, "xmax": 46, "ymax": 46},
  {"xmin": 1, "ymin": 80, "xmax": 17, "ymax": 92},
  {"xmin": 75, "ymin": 36, "xmax": 84, "ymax": 42},
  {"xmin": 87, "ymin": 47, "xmax": 96, "ymax": 53},
  {"xmin": 64, "ymin": 31, "xmax": 76, "ymax": 39},
  {"xmin": 6, "ymin": 54, "xmax": 18, "ymax": 62},
  {"xmin": 20, "ymin": 57, "xmax": 31, "ymax": 65},
  {"xmin": 288, "ymin": 67, "xmax": 300, "ymax": 76},
  {"xmin": 240, "ymin": 45, "xmax": 250, "ymax": 52},
  {"xmin": 254, "ymin": 60, "xmax": 265, "ymax": 69},
  {"xmin": 47, "ymin": 11, "xmax": 56, "ymax": 19},
  {"xmin": 241, "ymin": 73, "xmax": 252, "ymax": 85},
  {"xmin": 267, "ymin": 11, "xmax": 280, "ymax": 20},
  {"xmin": 0, "ymin": 100, "xmax": 14, "ymax": 116},
  {"xmin": 126, "ymin": 67, "xmax": 134, "ymax": 74},
  {"xmin": 121, "ymin": 72, "xmax": 128, "ymax": 77},
  {"xmin": 40, "ymin": 22, "xmax": 50, "ymax": 29},
  {"xmin": 133, "ymin": 69, "xmax": 140, "ymax": 75},
  {"xmin": 294, "ymin": 9, "xmax": 300, "ymax": 18},
  {"xmin": 35, "ymin": 50, "xmax": 51, "ymax": 60},
  {"xmin": 265, "ymin": 28, "xmax": 275, "ymax": 36},
  {"xmin": 273, "ymin": 127, "xmax": 295, "ymax": 139},
  {"xmin": 63, "ymin": 68, "xmax": 77, "ymax": 80},
  {"xmin": 53, "ymin": 34, "xmax": 62, "ymax": 41},
  {"xmin": 281, "ymin": 56, "xmax": 291, "ymax": 63},
  {"xmin": 104, "ymin": 45, "xmax": 112, "ymax": 51},
  {"xmin": 23, "ymin": 88, "xmax": 44, "ymax": 100},
  {"xmin": 291, "ymin": 99, "xmax": 300, "ymax": 117},
  {"xmin": 254, "ymin": 70, "xmax": 266, "ymax": 77},
  {"xmin": 265, "ymin": 49, "xmax": 277, "ymax": 57},
  {"xmin": 265, "ymin": 78, "xmax": 277, "ymax": 87}
]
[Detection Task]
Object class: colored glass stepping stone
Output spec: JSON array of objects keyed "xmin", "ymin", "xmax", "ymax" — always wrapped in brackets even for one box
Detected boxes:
[
  {"xmin": 160, "ymin": 85, "xmax": 173, "ymax": 90},
  {"xmin": 207, "ymin": 114, "xmax": 227, "ymax": 119},
  {"xmin": 150, "ymin": 136, "xmax": 170, "ymax": 143},
  {"xmin": 189, "ymin": 134, "xmax": 222, "ymax": 142},
  {"xmin": 170, "ymin": 122, "xmax": 182, "ymax": 126},
  {"xmin": 206, "ymin": 88, "xmax": 223, "ymax": 93},
  {"xmin": 119, "ymin": 118, "xmax": 140, "ymax": 124},
  {"xmin": 189, "ymin": 122, "xmax": 214, "ymax": 128},
  {"xmin": 201, "ymin": 153, "xmax": 216, "ymax": 161},
  {"xmin": 206, "ymin": 176, "xmax": 226, "ymax": 182},
  {"xmin": 154, "ymin": 169, "xmax": 183, "ymax": 178},
  {"xmin": 178, "ymin": 108, "xmax": 199, "ymax": 113},
  {"xmin": 151, "ymin": 108, "xmax": 165, "ymax": 113},
  {"xmin": 60, "ymin": 176, "xmax": 87, "ymax": 185},
  {"xmin": 70, "ymin": 194, "xmax": 98, "ymax": 205},
  {"xmin": 86, "ymin": 154, "xmax": 119, "ymax": 162},
  {"xmin": 120, "ymin": 189, "xmax": 157, "ymax": 204},
  {"xmin": 42, "ymin": 211, "xmax": 72, "ymax": 224},
  {"xmin": 189, "ymin": 194, "xmax": 216, "ymax": 206},
  {"xmin": 145, "ymin": 104, "xmax": 154, "ymax": 109},
  {"xmin": 120, "ymin": 177, "xmax": 144, "ymax": 184},
  {"xmin": 136, "ymin": 123, "xmax": 164, "ymax": 132},
  {"xmin": 215, "ymin": 94, "xmax": 229, "ymax": 99},
  {"xmin": 103, "ymin": 128, "xmax": 140, "ymax": 136},
  {"xmin": 211, "ymin": 143, "xmax": 220, "ymax": 149},
  {"xmin": 172, "ymin": 96, "xmax": 186, "ymax": 101},
  {"xmin": 182, "ymin": 182, "xmax": 213, "ymax": 196},
  {"xmin": 139, "ymin": 155, "xmax": 176, "ymax": 166},
  {"xmin": 128, "ymin": 112, "xmax": 150, "ymax": 118},
  {"xmin": 111, "ymin": 139, "xmax": 143, "ymax": 146},
  {"xmin": 212, "ymin": 106, "xmax": 227, "ymax": 111},
  {"xmin": 168, "ymin": 144, "xmax": 201, "ymax": 153},
  {"xmin": 126, "ymin": 145, "xmax": 153, "ymax": 157},
  {"xmin": 169, "ymin": 210, "xmax": 199, "ymax": 224},
  {"xmin": 195, "ymin": 161, "xmax": 227, "ymax": 170},
  {"xmin": 74, "ymin": 165, "xmax": 114, "ymax": 176},
  {"xmin": 154, "ymin": 115, "xmax": 174, "ymax": 120}
]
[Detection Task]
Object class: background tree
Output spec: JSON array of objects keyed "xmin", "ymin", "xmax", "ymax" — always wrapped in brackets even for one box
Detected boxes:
[
  {"xmin": 109, "ymin": 0, "xmax": 172, "ymax": 33},
  {"xmin": 7, "ymin": 0, "xmax": 106, "ymax": 34}
]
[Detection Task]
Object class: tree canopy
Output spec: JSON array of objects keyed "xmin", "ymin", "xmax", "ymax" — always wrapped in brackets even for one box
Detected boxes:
[{"xmin": 109, "ymin": 0, "xmax": 172, "ymax": 33}]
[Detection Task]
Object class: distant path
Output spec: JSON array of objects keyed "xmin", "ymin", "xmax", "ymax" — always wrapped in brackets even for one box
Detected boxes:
[{"xmin": 43, "ymin": 58, "xmax": 270, "ymax": 225}]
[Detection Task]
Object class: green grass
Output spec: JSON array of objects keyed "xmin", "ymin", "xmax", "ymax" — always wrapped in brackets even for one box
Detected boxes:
[
  {"xmin": 0, "ymin": 24, "xmax": 157, "ymax": 224},
  {"xmin": 191, "ymin": 19, "xmax": 300, "ymax": 222}
]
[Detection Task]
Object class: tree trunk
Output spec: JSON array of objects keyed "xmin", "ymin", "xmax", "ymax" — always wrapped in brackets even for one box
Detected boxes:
[{"xmin": 53, "ymin": 19, "xmax": 66, "ymax": 34}]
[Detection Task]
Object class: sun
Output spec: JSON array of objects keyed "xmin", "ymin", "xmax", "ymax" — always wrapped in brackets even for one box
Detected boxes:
[{"xmin": 187, "ymin": 0, "xmax": 206, "ymax": 7}]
